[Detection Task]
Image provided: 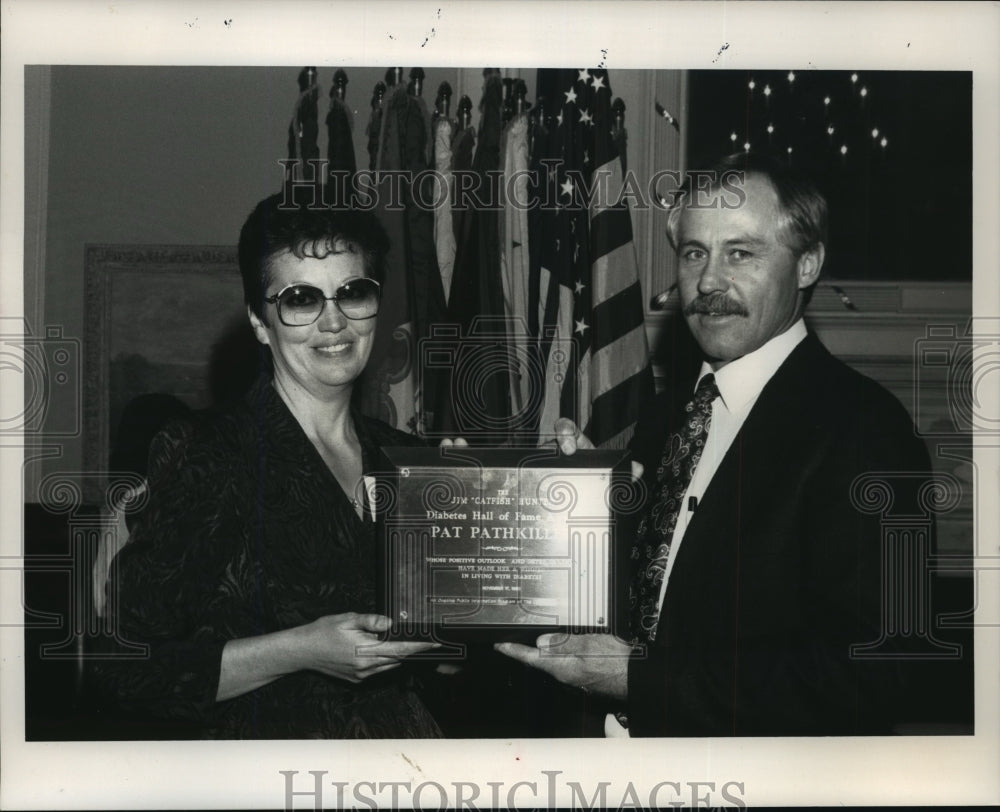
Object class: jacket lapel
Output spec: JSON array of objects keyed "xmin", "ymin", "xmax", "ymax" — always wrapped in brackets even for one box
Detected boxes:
[{"xmin": 660, "ymin": 335, "xmax": 830, "ymax": 606}]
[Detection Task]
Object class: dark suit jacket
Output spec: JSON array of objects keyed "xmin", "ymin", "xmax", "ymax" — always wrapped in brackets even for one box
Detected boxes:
[{"xmin": 626, "ymin": 333, "xmax": 931, "ymax": 736}]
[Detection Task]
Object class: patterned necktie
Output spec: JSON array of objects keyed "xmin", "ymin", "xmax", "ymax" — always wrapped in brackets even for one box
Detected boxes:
[{"xmin": 632, "ymin": 373, "xmax": 720, "ymax": 641}]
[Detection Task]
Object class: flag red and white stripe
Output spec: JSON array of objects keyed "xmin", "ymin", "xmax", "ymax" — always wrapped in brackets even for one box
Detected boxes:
[{"xmin": 532, "ymin": 68, "xmax": 652, "ymax": 448}]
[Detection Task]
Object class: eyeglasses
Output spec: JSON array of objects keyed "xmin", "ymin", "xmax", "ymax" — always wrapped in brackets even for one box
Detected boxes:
[{"xmin": 263, "ymin": 279, "xmax": 382, "ymax": 326}]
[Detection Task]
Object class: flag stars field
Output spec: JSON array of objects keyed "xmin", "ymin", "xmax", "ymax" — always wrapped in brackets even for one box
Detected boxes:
[{"xmin": 531, "ymin": 67, "xmax": 653, "ymax": 449}]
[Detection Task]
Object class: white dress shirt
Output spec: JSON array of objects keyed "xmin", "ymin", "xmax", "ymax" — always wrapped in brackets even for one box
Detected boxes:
[{"xmin": 605, "ymin": 319, "xmax": 807, "ymax": 738}]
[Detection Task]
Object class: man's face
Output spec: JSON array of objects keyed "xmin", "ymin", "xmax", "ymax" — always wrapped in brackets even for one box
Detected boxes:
[{"xmin": 675, "ymin": 174, "xmax": 822, "ymax": 369}]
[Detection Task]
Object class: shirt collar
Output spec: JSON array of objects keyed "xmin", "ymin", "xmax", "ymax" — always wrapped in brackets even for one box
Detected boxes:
[{"xmin": 695, "ymin": 319, "xmax": 808, "ymax": 417}]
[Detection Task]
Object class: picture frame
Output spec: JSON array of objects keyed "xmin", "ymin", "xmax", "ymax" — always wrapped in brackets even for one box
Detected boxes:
[{"xmin": 82, "ymin": 244, "xmax": 256, "ymax": 503}]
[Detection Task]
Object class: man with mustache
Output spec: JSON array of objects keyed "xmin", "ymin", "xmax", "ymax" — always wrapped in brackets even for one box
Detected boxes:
[{"xmin": 498, "ymin": 152, "xmax": 933, "ymax": 736}]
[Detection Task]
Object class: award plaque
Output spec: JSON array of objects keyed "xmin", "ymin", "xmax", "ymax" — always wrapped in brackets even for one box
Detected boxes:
[{"xmin": 375, "ymin": 447, "xmax": 635, "ymax": 641}]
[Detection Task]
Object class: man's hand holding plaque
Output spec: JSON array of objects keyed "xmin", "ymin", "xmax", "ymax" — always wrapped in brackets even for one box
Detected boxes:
[
  {"xmin": 490, "ymin": 418, "xmax": 639, "ymax": 699},
  {"xmin": 495, "ymin": 632, "xmax": 631, "ymax": 700},
  {"xmin": 553, "ymin": 417, "xmax": 645, "ymax": 482}
]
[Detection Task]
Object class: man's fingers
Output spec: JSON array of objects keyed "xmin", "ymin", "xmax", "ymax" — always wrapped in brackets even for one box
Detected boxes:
[
  {"xmin": 536, "ymin": 632, "xmax": 570, "ymax": 650},
  {"xmin": 494, "ymin": 641, "xmax": 543, "ymax": 668},
  {"xmin": 553, "ymin": 418, "xmax": 596, "ymax": 453},
  {"xmin": 439, "ymin": 438, "xmax": 470, "ymax": 448},
  {"xmin": 554, "ymin": 418, "xmax": 581, "ymax": 455},
  {"xmin": 554, "ymin": 417, "xmax": 577, "ymax": 436}
]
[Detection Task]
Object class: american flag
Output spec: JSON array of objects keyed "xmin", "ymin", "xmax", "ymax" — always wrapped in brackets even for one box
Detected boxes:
[{"xmin": 530, "ymin": 68, "xmax": 652, "ymax": 448}]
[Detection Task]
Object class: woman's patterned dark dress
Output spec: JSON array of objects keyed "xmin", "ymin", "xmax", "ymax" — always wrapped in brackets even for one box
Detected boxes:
[{"xmin": 97, "ymin": 377, "xmax": 442, "ymax": 739}]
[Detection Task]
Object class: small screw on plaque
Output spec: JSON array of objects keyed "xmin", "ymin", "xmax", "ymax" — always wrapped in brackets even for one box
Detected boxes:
[
  {"xmin": 399, "ymin": 610, "xmax": 408, "ymax": 620},
  {"xmin": 597, "ymin": 617, "xmax": 605, "ymax": 625},
  {"xmin": 401, "ymin": 468, "xmax": 410, "ymax": 477}
]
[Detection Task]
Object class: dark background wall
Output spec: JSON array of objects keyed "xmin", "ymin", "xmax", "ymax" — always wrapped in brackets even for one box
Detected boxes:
[{"xmin": 686, "ymin": 70, "xmax": 972, "ymax": 282}]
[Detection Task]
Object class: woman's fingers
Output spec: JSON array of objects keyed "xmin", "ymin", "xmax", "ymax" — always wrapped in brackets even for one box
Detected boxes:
[
  {"xmin": 357, "ymin": 639, "xmax": 441, "ymax": 659},
  {"xmin": 357, "ymin": 661, "xmax": 402, "ymax": 679},
  {"xmin": 346, "ymin": 613, "xmax": 393, "ymax": 633}
]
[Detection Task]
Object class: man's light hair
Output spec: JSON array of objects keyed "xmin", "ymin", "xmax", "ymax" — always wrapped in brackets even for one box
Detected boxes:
[{"xmin": 665, "ymin": 152, "xmax": 828, "ymax": 258}]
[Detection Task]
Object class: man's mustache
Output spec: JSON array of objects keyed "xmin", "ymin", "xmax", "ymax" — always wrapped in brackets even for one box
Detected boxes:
[{"xmin": 683, "ymin": 294, "xmax": 748, "ymax": 317}]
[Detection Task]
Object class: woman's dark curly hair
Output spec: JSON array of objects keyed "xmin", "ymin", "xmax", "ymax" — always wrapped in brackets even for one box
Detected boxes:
[{"xmin": 237, "ymin": 188, "xmax": 390, "ymax": 324}]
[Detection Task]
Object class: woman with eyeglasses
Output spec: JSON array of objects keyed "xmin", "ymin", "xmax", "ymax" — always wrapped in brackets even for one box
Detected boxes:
[{"xmin": 99, "ymin": 193, "xmax": 443, "ymax": 738}]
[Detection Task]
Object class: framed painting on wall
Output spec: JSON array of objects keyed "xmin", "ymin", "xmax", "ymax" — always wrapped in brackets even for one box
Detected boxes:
[{"xmin": 82, "ymin": 244, "xmax": 260, "ymax": 503}]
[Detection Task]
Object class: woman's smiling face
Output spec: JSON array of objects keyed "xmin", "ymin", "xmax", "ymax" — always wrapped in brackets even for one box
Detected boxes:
[{"xmin": 249, "ymin": 244, "xmax": 377, "ymax": 399}]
